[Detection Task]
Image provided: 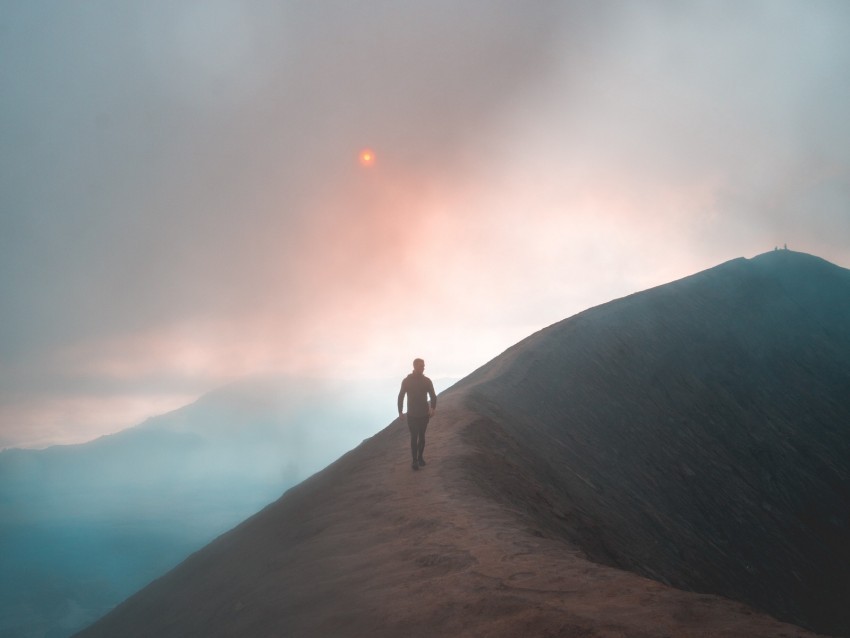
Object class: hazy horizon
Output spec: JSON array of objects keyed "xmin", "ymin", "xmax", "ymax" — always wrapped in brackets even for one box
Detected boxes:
[{"xmin": 3, "ymin": 1, "xmax": 850, "ymax": 448}]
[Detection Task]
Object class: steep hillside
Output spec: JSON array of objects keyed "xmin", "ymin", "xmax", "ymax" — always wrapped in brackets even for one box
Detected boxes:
[
  {"xmin": 75, "ymin": 251, "xmax": 849, "ymax": 637},
  {"xmin": 448, "ymin": 250, "xmax": 850, "ymax": 634}
]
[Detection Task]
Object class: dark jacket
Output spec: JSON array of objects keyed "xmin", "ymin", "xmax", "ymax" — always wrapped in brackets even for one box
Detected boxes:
[{"xmin": 398, "ymin": 372, "xmax": 437, "ymax": 417}]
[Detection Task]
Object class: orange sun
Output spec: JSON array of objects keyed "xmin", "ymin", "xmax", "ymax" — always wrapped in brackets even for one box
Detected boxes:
[{"xmin": 358, "ymin": 148, "xmax": 376, "ymax": 167}]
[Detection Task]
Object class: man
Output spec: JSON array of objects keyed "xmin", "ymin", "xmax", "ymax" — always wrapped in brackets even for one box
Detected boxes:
[{"xmin": 397, "ymin": 358, "xmax": 437, "ymax": 470}]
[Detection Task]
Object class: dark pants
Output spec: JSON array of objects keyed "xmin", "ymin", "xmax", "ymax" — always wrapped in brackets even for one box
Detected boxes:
[{"xmin": 407, "ymin": 415, "xmax": 429, "ymax": 461}]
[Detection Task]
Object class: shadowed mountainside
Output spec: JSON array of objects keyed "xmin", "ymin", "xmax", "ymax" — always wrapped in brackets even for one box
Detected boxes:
[
  {"xmin": 447, "ymin": 249, "xmax": 850, "ymax": 635},
  {"xmin": 76, "ymin": 250, "xmax": 849, "ymax": 637}
]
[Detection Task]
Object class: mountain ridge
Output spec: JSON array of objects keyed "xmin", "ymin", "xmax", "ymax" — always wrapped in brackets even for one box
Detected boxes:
[{"xmin": 76, "ymin": 250, "xmax": 850, "ymax": 637}]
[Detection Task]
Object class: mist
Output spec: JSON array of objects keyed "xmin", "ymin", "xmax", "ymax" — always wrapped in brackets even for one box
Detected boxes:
[
  {"xmin": 2, "ymin": 2, "xmax": 849, "ymax": 446},
  {"xmin": 1, "ymin": 374, "xmax": 461, "ymax": 637}
]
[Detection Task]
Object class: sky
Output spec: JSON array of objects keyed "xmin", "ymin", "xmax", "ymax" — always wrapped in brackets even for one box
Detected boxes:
[{"xmin": 2, "ymin": 1, "xmax": 849, "ymax": 449}]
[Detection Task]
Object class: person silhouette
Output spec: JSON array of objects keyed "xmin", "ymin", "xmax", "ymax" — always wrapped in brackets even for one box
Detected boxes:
[{"xmin": 397, "ymin": 358, "xmax": 437, "ymax": 470}]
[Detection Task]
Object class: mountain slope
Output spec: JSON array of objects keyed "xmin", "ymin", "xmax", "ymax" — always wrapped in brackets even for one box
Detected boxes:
[
  {"xmin": 447, "ymin": 249, "xmax": 850, "ymax": 635},
  {"xmin": 76, "ymin": 250, "xmax": 850, "ymax": 637}
]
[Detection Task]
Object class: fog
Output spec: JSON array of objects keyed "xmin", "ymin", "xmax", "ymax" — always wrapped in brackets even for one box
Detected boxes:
[
  {"xmin": 2, "ymin": 2, "xmax": 849, "ymax": 446},
  {"xmin": 1, "ymin": 374, "xmax": 453, "ymax": 637}
]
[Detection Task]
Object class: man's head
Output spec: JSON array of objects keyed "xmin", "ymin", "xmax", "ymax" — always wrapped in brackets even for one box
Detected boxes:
[{"xmin": 412, "ymin": 358, "xmax": 425, "ymax": 374}]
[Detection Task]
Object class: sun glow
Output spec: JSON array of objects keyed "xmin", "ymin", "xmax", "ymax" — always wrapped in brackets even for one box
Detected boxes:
[{"xmin": 358, "ymin": 148, "xmax": 376, "ymax": 167}]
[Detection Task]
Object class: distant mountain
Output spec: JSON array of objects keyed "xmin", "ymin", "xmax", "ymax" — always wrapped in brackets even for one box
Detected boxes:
[
  {"xmin": 74, "ymin": 250, "xmax": 850, "ymax": 638},
  {"xmin": 0, "ymin": 376, "xmax": 417, "ymax": 638}
]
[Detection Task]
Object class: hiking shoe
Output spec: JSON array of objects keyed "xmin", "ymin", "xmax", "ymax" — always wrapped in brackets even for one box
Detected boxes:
[
  {"xmin": 417, "ymin": 457, "xmax": 426, "ymax": 466},
  {"xmin": 412, "ymin": 460, "xmax": 419, "ymax": 470}
]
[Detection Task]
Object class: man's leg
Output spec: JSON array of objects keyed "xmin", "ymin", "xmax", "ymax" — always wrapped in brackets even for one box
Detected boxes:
[
  {"xmin": 407, "ymin": 419, "xmax": 419, "ymax": 468},
  {"xmin": 416, "ymin": 418, "xmax": 429, "ymax": 464}
]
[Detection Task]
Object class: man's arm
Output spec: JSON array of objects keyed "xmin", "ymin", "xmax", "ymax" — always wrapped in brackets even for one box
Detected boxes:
[
  {"xmin": 427, "ymin": 379, "xmax": 437, "ymax": 416},
  {"xmin": 397, "ymin": 380, "xmax": 406, "ymax": 416}
]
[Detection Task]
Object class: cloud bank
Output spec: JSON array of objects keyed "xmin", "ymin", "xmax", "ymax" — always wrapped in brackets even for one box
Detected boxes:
[{"xmin": 2, "ymin": 1, "xmax": 849, "ymax": 447}]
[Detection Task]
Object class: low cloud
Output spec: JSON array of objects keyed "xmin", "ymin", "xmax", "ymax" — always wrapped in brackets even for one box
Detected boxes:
[{"xmin": 2, "ymin": 1, "xmax": 849, "ymax": 446}]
